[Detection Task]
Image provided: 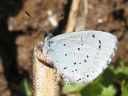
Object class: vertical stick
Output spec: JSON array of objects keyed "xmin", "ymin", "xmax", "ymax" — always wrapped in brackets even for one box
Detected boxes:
[
  {"xmin": 65, "ymin": 0, "xmax": 88, "ymax": 32},
  {"xmin": 32, "ymin": 42, "xmax": 60, "ymax": 96},
  {"xmin": 65, "ymin": 0, "xmax": 81, "ymax": 32},
  {"xmin": 75, "ymin": 0, "xmax": 88, "ymax": 31}
]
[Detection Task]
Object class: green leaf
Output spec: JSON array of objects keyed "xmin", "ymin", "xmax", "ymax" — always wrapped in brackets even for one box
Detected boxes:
[
  {"xmin": 81, "ymin": 83, "xmax": 102, "ymax": 96},
  {"xmin": 114, "ymin": 58, "xmax": 125, "ymax": 67},
  {"xmin": 121, "ymin": 81, "xmax": 128, "ymax": 96},
  {"xmin": 115, "ymin": 66, "xmax": 128, "ymax": 80},
  {"xmin": 62, "ymin": 83, "xmax": 85, "ymax": 94},
  {"xmin": 100, "ymin": 85, "xmax": 116, "ymax": 96},
  {"xmin": 22, "ymin": 78, "xmax": 32, "ymax": 96},
  {"xmin": 101, "ymin": 68, "xmax": 116, "ymax": 86},
  {"xmin": 119, "ymin": 67, "xmax": 128, "ymax": 76}
]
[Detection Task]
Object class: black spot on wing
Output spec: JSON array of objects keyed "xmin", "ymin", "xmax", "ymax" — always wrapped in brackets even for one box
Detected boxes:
[
  {"xmin": 99, "ymin": 40, "xmax": 101, "ymax": 44},
  {"xmin": 92, "ymin": 34, "xmax": 95, "ymax": 38},
  {"xmin": 99, "ymin": 45, "xmax": 101, "ymax": 49},
  {"xmin": 74, "ymin": 62, "xmax": 76, "ymax": 65},
  {"xmin": 63, "ymin": 76, "xmax": 66, "ymax": 79},
  {"xmin": 77, "ymin": 78, "xmax": 82, "ymax": 82},
  {"xmin": 63, "ymin": 44, "xmax": 66, "ymax": 46},
  {"xmin": 84, "ymin": 60, "xmax": 86, "ymax": 62},
  {"xmin": 65, "ymin": 54, "xmax": 67, "ymax": 56},
  {"xmin": 78, "ymin": 48, "xmax": 80, "ymax": 51},
  {"xmin": 63, "ymin": 67, "xmax": 67, "ymax": 69},
  {"xmin": 81, "ymin": 43, "xmax": 83, "ymax": 46},
  {"xmin": 86, "ymin": 75, "xmax": 89, "ymax": 78},
  {"xmin": 87, "ymin": 55, "xmax": 89, "ymax": 58},
  {"xmin": 98, "ymin": 40, "xmax": 101, "ymax": 50}
]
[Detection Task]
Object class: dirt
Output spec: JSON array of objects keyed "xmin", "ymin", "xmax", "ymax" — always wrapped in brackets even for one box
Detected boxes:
[{"xmin": 0, "ymin": 0, "xmax": 128, "ymax": 95}]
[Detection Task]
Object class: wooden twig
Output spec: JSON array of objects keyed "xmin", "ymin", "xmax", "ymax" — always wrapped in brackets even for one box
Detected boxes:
[
  {"xmin": 65, "ymin": 0, "xmax": 88, "ymax": 32},
  {"xmin": 83, "ymin": 0, "xmax": 88, "ymax": 16},
  {"xmin": 32, "ymin": 42, "xmax": 60, "ymax": 96},
  {"xmin": 65, "ymin": 0, "xmax": 81, "ymax": 32},
  {"xmin": 75, "ymin": 0, "xmax": 88, "ymax": 31}
]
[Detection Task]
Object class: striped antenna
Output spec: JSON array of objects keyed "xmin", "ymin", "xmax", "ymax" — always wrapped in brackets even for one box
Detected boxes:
[{"xmin": 25, "ymin": 11, "xmax": 50, "ymax": 36}]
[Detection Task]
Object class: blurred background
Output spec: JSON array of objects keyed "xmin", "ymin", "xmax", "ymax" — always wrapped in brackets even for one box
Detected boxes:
[{"xmin": 0, "ymin": 0, "xmax": 128, "ymax": 96}]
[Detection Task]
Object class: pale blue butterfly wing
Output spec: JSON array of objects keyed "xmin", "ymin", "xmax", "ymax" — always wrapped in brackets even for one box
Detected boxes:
[{"xmin": 43, "ymin": 30, "xmax": 117, "ymax": 84}]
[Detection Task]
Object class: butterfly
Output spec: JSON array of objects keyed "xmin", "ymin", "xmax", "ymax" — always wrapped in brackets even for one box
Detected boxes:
[{"xmin": 42, "ymin": 30, "xmax": 118, "ymax": 84}]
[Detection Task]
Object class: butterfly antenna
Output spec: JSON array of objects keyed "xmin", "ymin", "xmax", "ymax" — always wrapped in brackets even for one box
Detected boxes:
[{"xmin": 25, "ymin": 11, "xmax": 50, "ymax": 36}]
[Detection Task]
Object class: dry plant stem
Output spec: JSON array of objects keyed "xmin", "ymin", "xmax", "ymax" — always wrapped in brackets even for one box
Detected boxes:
[
  {"xmin": 83, "ymin": 0, "xmax": 88, "ymax": 16},
  {"xmin": 65, "ymin": 0, "xmax": 81, "ymax": 32},
  {"xmin": 75, "ymin": 0, "xmax": 88, "ymax": 31},
  {"xmin": 32, "ymin": 42, "xmax": 60, "ymax": 96}
]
